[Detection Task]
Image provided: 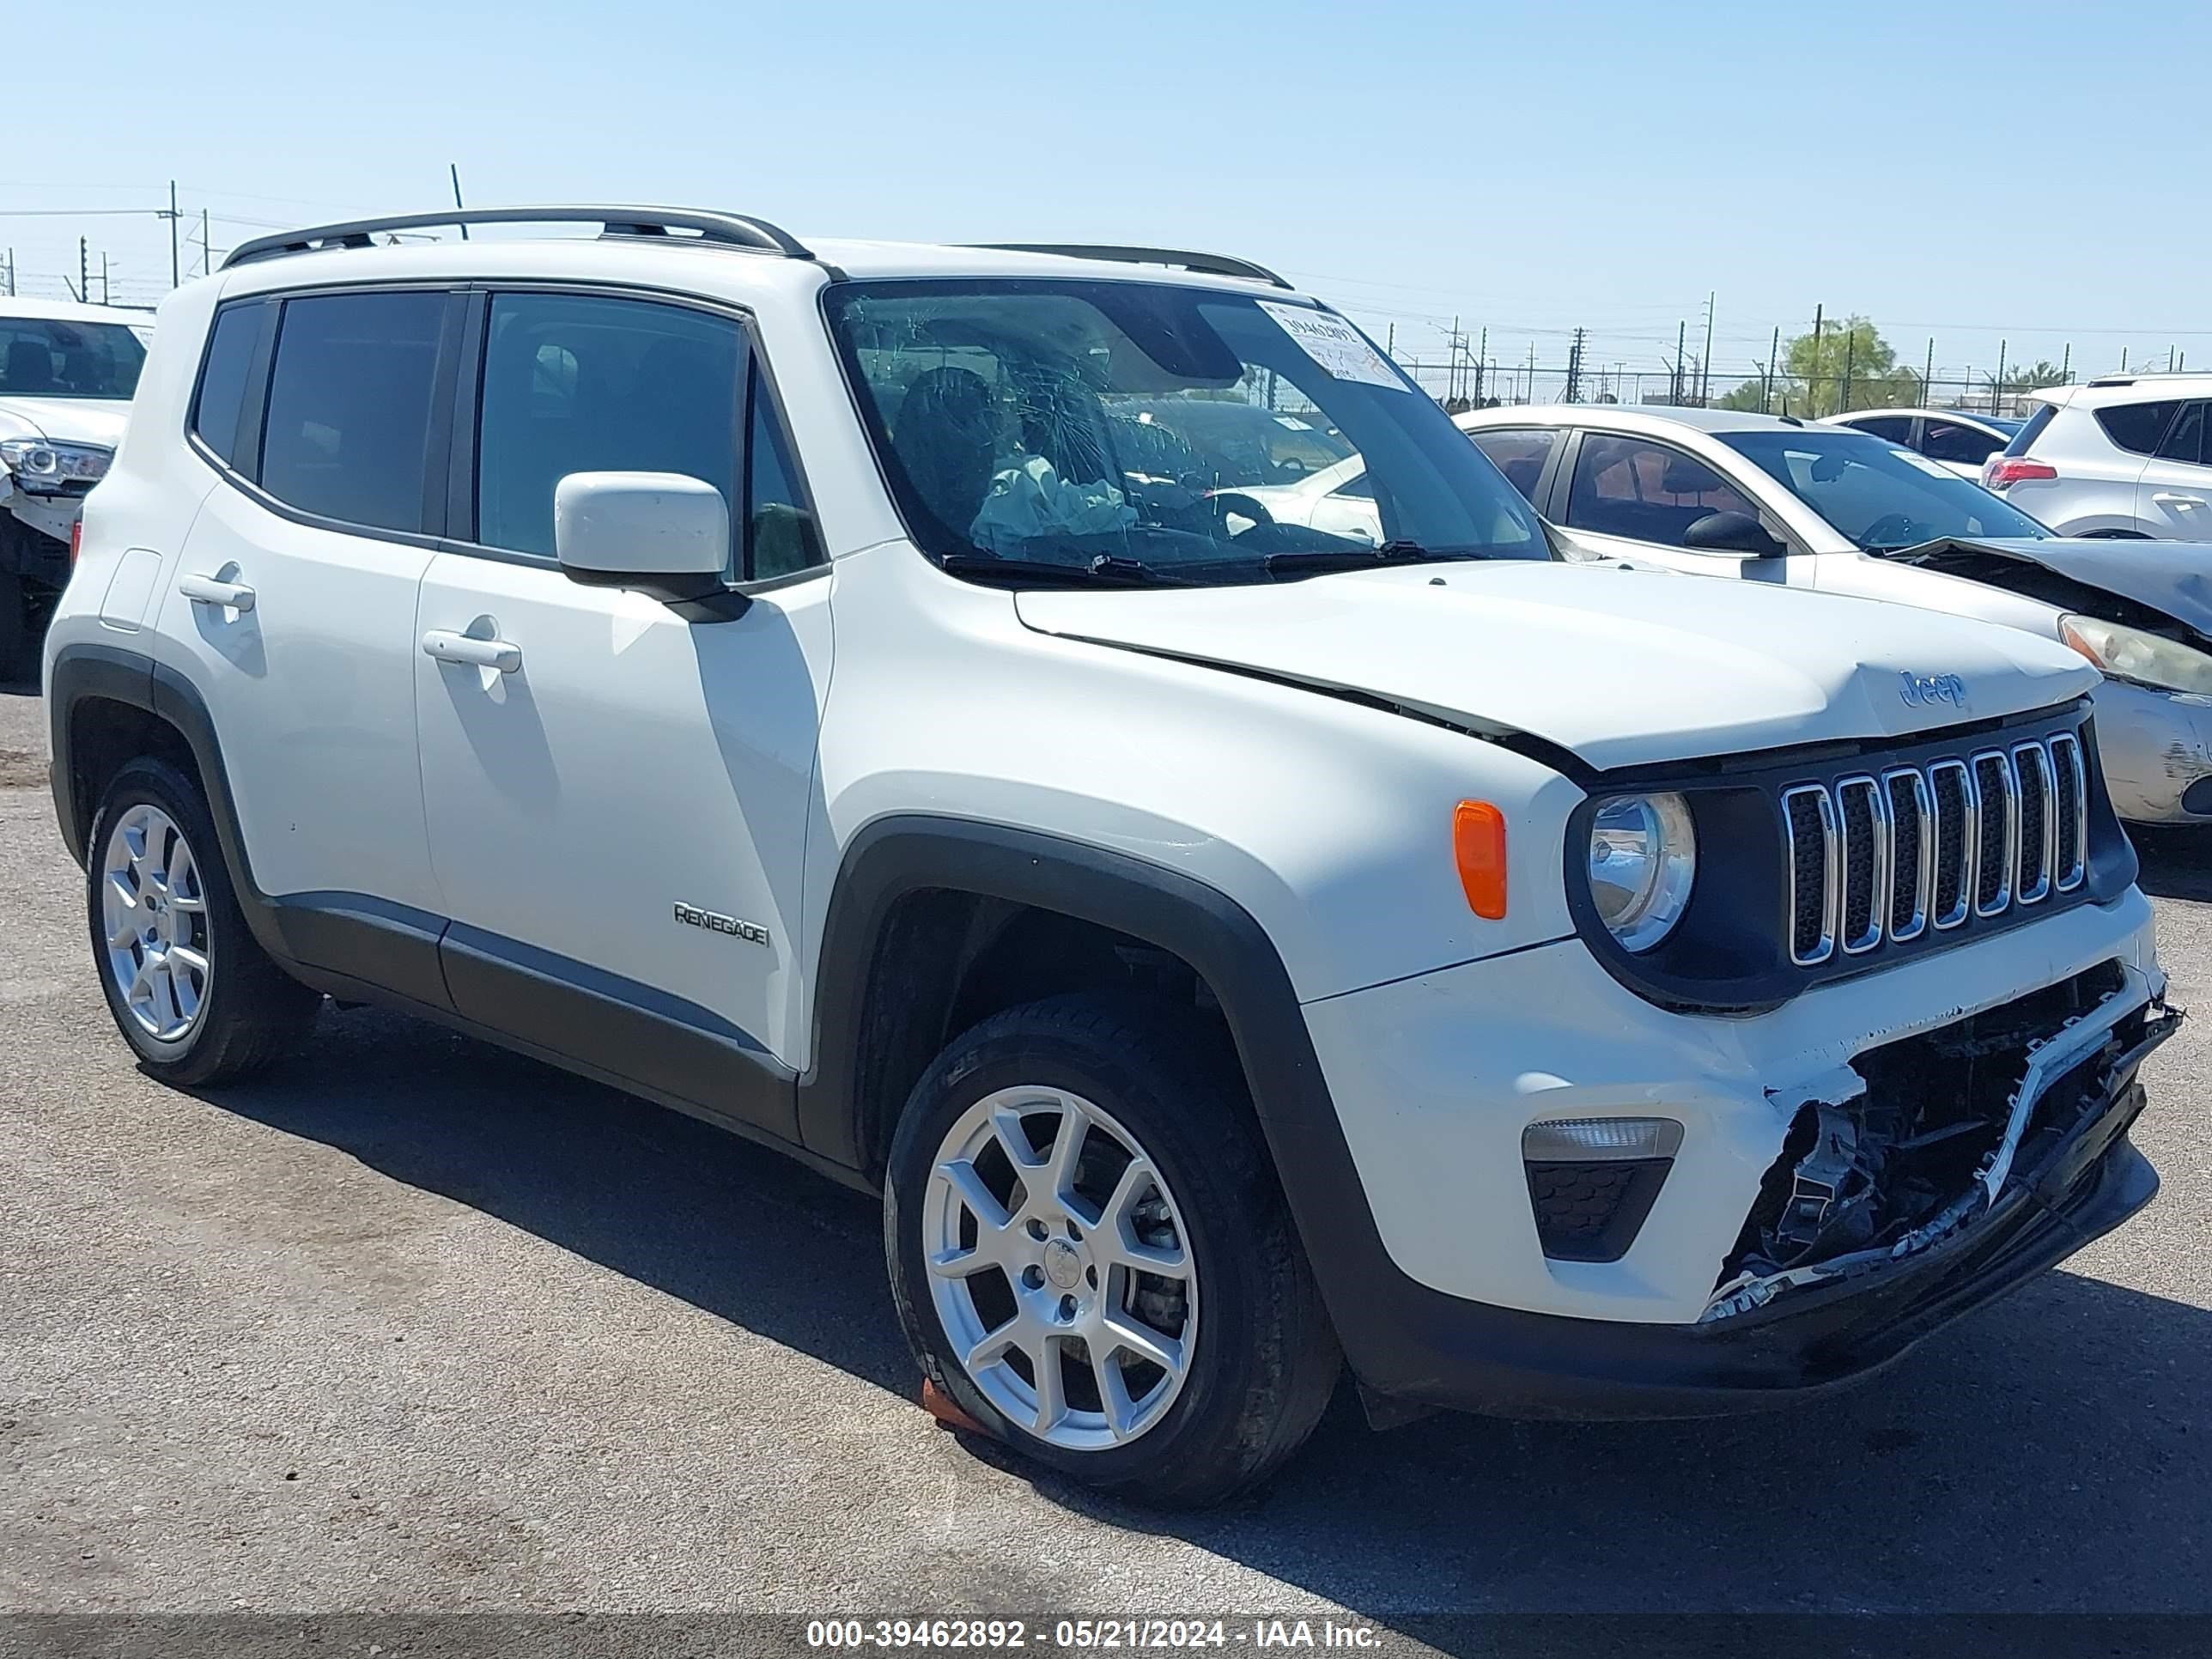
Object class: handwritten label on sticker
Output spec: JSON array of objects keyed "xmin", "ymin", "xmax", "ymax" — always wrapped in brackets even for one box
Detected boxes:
[{"xmin": 1260, "ymin": 302, "xmax": 1407, "ymax": 391}]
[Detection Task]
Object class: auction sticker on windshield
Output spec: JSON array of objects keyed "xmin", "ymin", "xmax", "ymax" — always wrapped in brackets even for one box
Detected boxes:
[
  {"xmin": 1889, "ymin": 447, "xmax": 1957, "ymax": 479},
  {"xmin": 1260, "ymin": 302, "xmax": 1406, "ymax": 390}
]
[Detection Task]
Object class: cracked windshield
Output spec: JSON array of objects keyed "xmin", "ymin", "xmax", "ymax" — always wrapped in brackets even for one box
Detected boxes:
[{"xmin": 828, "ymin": 279, "xmax": 1545, "ymax": 582}]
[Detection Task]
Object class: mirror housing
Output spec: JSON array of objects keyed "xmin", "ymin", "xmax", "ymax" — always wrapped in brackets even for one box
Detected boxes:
[
  {"xmin": 555, "ymin": 471, "xmax": 739, "ymax": 614},
  {"xmin": 1682, "ymin": 510, "xmax": 1785, "ymax": 557}
]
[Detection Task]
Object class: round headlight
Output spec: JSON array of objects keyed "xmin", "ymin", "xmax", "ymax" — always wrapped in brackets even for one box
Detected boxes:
[
  {"xmin": 17, "ymin": 445, "xmax": 59, "ymax": 477},
  {"xmin": 1588, "ymin": 793, "xmax": 1697, "ymax": 952}
]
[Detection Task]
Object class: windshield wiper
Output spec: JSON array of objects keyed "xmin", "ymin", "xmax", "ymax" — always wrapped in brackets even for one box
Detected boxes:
[
  {"xmin": 1261, "ymin": 539, "xmax": 1489, "ymax": 576},
  {"xmin": 939, "ymin": 553, "xmax": 1196, "ymax": 588}
]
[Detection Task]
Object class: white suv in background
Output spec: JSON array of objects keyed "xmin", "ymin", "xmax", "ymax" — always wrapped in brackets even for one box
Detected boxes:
[
  {"xmin": 1985, "ymin": 374, "xmax": 2212, "ymax": 538},
  {"xmin": 46, "ymin": 207, "xmax": 2176, "ymax": 1505}
]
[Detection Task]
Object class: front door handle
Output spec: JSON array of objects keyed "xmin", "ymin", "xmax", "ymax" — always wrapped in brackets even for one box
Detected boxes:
[
  {"xmin": 422, "ymin": 629, "xmax": 523, "ymax": 673},
  {"xmin": 2151, "ymin": 491, "xmax": 2206, "ymax": 507},
  {"xmin": 177, "ymin": 574, "xmax": 256, "ymax": 612}
]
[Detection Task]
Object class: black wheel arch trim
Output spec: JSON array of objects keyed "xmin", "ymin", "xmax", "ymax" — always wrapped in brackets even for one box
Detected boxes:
[{"xmin": 797, "ymin": 813, "xmax": 1435, "ymax": 1380}]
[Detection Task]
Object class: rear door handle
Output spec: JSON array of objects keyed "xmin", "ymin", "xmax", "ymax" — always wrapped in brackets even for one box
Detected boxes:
[
  {"xmin": 422, "ymin": 629, "xmax": 523, "ymax": 673},
  {"xmin": 177, "ymin": 574, "xmax": 256, "ymax": 612},
  {"xmin": 2151, "ymin": 491, "xmax": 2206, "ymax": 507}
]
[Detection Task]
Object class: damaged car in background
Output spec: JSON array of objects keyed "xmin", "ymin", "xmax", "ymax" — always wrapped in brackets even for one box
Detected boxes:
[
  {"xmin": 1454, "ymin": 405, "xmax": 2212, "ymax": 827},
  {"xmin": 0, "ymin": 298, "xmax": 149, "ymax": 678}
]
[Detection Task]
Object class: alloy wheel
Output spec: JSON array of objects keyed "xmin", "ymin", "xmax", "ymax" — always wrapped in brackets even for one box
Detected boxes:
[{"xmin": 100, "ymin": 803, "xmax": 211, "ymax": 1042}]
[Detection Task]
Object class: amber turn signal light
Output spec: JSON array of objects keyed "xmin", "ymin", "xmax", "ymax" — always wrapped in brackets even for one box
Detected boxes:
[{"xmin": 1454, "ymin": 800, "xmax": 1507, "ymax": 920}]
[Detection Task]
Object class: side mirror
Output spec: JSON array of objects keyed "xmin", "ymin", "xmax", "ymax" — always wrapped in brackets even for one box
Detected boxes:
[
  {"xmin": 555, "ymin": 471, "xmax": 735, "ymax": 611},
  {"xmin": 1682, "ymin": 510, "xmax": 1785, "ymax": 557}
]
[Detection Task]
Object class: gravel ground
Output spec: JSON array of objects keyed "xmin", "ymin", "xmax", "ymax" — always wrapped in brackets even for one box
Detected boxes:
[{"xmin": 2, "ymin": 678, "xmax": 2208, "ymax": 1621}]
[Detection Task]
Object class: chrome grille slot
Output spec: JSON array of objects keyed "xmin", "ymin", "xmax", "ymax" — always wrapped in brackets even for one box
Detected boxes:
[
  {"xmin": 1928, "ymin": 759, "xmax": 1974, "ymax": 930},
  {"xmin": 1783, "ymin": 785, "xmax": 1840, "ymax": 966},
  {"xmin": 1776, "ymin": 730, "xmax": 2083, "ymax": 970},
  {"xmin": 2050, "ymin": 733, "xmax": 2087, "ymax": 890},
  {"xmin": 1971, "ymin": 750, "xmax": 2017, "ymax": 916},
  {"xmin": 1835, "ymin": 775, "xmax": 1888, "ymax": 954},
  {"xmin": 2013, "ymin": 741, "xmax": 2055, "ymax": 904},
  {"xmin": 1884, "ymin": 768, "xmax": 1933, "ymax": 943}
]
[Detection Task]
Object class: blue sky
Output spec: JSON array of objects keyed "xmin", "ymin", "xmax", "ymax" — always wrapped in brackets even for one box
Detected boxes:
[{"xmin": 15, "ymin": 0, "xmax": 2209, "ymax": 393}]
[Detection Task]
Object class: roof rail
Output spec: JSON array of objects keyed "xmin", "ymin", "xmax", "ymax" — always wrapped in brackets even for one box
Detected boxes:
[
  {"xmin": 223, "ymin": 206, "xmax": 812, "ymax": 270},
  {"xmin": 972, "ymin": 244, "xmax": 1291, "ymax": 289}
]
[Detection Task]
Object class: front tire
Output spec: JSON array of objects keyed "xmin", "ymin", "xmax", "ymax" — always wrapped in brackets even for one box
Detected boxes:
[
  {"xmin": 885, "ymin": 994, "xmax": 1340, "ymax": 1506},
  {"xmin": 86, "ymin": 757, "xmax": 318, "ymax": 1085}
]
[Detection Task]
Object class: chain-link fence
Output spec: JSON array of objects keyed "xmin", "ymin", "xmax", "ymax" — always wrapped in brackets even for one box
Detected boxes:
[{"xmin": 1388, "ymin": 358, "xmax": 2079, "ymax": 420}]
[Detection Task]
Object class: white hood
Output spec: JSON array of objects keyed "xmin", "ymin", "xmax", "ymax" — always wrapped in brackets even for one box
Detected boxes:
[
  {"xmin": 1015, "ymin": 562, "xmax": 2100, "ymax": 771},
  {"xmin": 0, "ymin": 396, "xmax": 130, "ymax": 448}
]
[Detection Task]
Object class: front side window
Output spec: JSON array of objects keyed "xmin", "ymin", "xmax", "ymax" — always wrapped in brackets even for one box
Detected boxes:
[
  {"xmin": 260, "ymin": 291, "xmax": 446, "ymax": 534},
  {"xmin": 1565, "ymin": 434, "xmax": 1759, "ymax": 547},
  {"xmin": 0, "ymin": 318, "xmax": 147, "ymax": 400},
  {"xmin": 1467, "ymin": 427, "xmax": 1560, "ymax": 502},
  {"xmin": 1923, "ymin": 419, "xmax": 2004, "ymax": 465},
  {"xmin": 824, "ymin": 280, "xmax": 1542, "ymax": 584},
  {"xmin": 477, "ymin": 292, "xmax": 742, "ymax": 562},
  {"xmin": 1721, "ymin": 428, "xmax": 2051, "ymax": 551}
]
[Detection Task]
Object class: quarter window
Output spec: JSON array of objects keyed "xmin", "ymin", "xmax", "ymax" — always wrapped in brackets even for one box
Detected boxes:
[
  {"xmin": 1566, "ymin": 434, "xmax": 1759, "ymax": 547},
  {"xmin": 191, "ymin": 301, "xmax": 264, "ymax": 471},
  {"xmin": 744, "ymin": 361, "xmax": 823, "ymax": 579},
  {"xmin": 2094, "ymin": 399, "xmax": 2180, "ymax": 457},
  {"xmin": 1468, "ymin": 427, "xmax": 1560, "ymax": 502},
  {"xmin": 259, "ymin": 291, "xmax": 447, "ymax": 534}
]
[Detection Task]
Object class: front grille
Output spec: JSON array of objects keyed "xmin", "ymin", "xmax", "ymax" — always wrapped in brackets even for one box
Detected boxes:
[{"xmin": 1784, "ymin": 731, "xmax": 2087, "ymax": 967}]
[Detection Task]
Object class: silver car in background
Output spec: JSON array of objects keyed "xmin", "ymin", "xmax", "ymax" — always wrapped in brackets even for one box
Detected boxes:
[{"xmin": 1454, "ymin": 405, "xmax": 2212, "ymax": 826}]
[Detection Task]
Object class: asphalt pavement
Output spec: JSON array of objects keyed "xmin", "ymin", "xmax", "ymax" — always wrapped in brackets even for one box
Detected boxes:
[{"xmin": 3, "ymin": 678, "xmax": 2208, "ymax": 1622}]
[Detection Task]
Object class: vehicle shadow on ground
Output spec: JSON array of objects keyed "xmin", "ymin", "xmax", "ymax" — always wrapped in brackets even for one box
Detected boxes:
[
  {"xmin": 197, "ymin": 1004, "xmax": 2212, "ymax": 1618},
  {"xmin": 2135, "ymin": 827, "xmax": 2212, "ymax": 902}
]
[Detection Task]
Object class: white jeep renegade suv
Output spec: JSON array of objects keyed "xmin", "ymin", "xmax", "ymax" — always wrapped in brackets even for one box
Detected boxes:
[{"xmin": 45, "ymin": 208, "xmax": 2177, "ymax": 1505}]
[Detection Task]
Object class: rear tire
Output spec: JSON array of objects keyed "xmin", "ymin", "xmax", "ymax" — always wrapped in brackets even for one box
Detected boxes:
[
  {"xmin": 885, "ymin": 993, "xmax": 1341, "ymax": 1507},
  {"xmin": 86, "ymin": 757, "xmax": 319, "ymax": 1085}
]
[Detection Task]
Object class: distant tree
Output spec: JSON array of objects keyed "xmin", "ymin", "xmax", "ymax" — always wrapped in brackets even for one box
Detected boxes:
[
  {"xmin": 1783, "ymin": 316, "xmax": 1900, "ymax": 416},
  {"xmin": 1717, "ymin": 375, "xmax": 1778, "ymax": 412},
  {"xmin": 2007, "ymin": 359, "xmax": 2069, "ymax": 389}
]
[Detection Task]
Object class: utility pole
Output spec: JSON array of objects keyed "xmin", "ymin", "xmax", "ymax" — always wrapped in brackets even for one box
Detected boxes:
[
  {"xmin": 1841, "ymin": 325, "xmax": 1856, "ymax": 414},
  {"xmin": 1765, "ymin": 325, "xmax": 1780, "ymax": 414},
  {"xmin": 163, "ymin": 179, "xmax": 181, "ymax": 287},
  {"xmin": 202, "ymin": 208, "xmax": 212, "ymax": 276},
  {"xmin": 1810, "ymin": 304, "xmax": 1824, "ymax": 414},
  {"xmin": 80, "ymin": 236, "xmax": 90, "ymax": 304},
  {"xmin": 1474, "ymin": 327, "xmax": 1486, "ymax": 404},
  {"xmin": 451, "ymin": 163, "xmax": 470, "ymax": 239},
  {"xmin": 2060, "ymin": 343, "xmax": 2070, "ymax": 382},
  {"xmin": 1992, "ymin": 340, "xmax": 2007, "ymax": 415},
  {"xmin": 1923, "ymin": 337, "xmax": 1935, "ymax": 400},
  {"xmin": 100, "ymin": 252, "xmax": 111, "ymax": 306},
  {"xmin": 1700, "ymin": 291, "xmax": 1715, "ymax": 404},
  {"xmin": 1565, "ymin": 327, "xmax": 1586, "ymax": 403}
]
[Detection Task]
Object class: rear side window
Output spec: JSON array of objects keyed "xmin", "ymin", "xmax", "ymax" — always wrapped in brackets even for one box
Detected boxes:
[
  {"xmin": 1468, "ymin": 427, "xmax": 1559, "ymax": 502},
  {"xmin": 2158, "ymin": 402, "xmax": 2208, "ymax": 466},
  {"xmin": 1922, "ymin": 419, "xmax": 2004, "ymax": 465},
  {"xmin": 190, "ymin": 301, "xmax": 264, "ymax": 469},
  {"xmin": 259, "ymin": 291, "xmax": 447, "ymax": 534},
  {"xmin": 2094, "ymin": 398, "xmax": 2180, "ymax": 456},
  {"xmin": 1850, "ymin": 415, "xmax": 1914, "ymax": 444},
  {"xmin": 2001, "ymin": 404, "xmax": 2057, "ymax": 456}
]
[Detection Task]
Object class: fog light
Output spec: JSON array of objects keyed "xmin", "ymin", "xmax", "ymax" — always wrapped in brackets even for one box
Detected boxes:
[
  {"xmin": 1522, "ymin": 1116, "xmax": 1684, "ymax": 1162},
  {"xmin": 1522, "ymin": 1117, "xmax": 1682, "ymax": 1263}
]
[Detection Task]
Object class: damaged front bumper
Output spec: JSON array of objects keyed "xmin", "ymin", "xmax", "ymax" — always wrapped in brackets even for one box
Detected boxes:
[{"xmin": 1701, "ymin": 963, "xmax": 2177, "ymax": 1324}]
